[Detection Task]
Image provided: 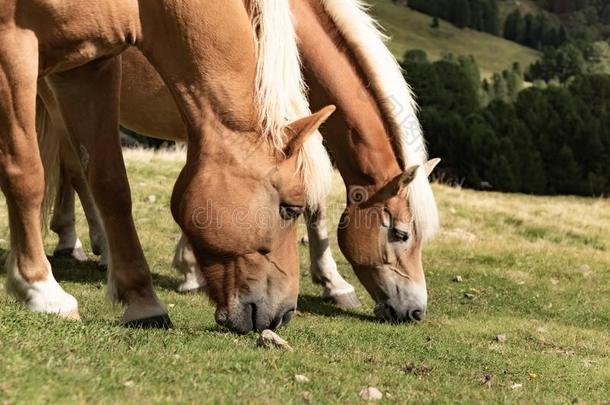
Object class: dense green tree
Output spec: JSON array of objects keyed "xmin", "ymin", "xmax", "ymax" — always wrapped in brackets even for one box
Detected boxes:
[
  {"xmin": 528, "ymin": 43, "xmax": 587, "ymax": 81},
  {"xmin": 401, "ymin": 52, "xmax": 610, "ymax": 195},
  {"xmin": 453, "ymin": 0, "xmax": 472, "ymax": 28},
  {"xmin": 492, "ymin": 73, "xmax": 509, "ymax": 102},
  {"xmin": 504, "ymin": 10, "xmax": 526, "ymax": 43},
  {"xmin": 404, "ymin": 49, "xmax": 429, "ymax": 64},
  {"xmin": 482, "ymin": 0, "xmax": 500, "ymax": 35}
]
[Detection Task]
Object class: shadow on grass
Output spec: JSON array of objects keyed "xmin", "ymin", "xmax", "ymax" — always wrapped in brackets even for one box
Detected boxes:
[
  {"xmin": 298, "ymin": 294, "xmax": 377, "ymax": 322},
  {"xmin": 0, "ymin": 250, "xmax": 181, "ymax": 293}
]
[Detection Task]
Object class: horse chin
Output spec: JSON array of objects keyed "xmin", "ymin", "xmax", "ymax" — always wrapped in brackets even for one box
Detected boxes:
[
  {"xmin": 354, "ymin": 264, "xmax": 428, "ymax": 323},
  {"xmin": 205, "ymin": 253, "xmax": 299, "ymax": 334}
]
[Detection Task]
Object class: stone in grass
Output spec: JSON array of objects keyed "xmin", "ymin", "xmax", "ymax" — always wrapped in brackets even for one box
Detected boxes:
[
  {"xmin": 579, "ymin": 264, "xmax": 591, "ymax": 277},
  {"xmin": 480, "ymin": 373, "xmax": 493, "ymax": 388},
  {"xmin": 453, "ymin": 275, "xmax": 463, "ymax": 283},
  {"xmin": 257, "ymin": 329, "xmax": 293, "ymax": 352},
  {"xmin": 495, "ymin": 334, "xmax": 507, "ymax": 343},
  {"xmin": 144, "ymin": 194, "xmax": 157, "ymax": 203},
  {"xmin": 359, "ymin": 387, "xmax": 383, "ymax": 401},
  {"xmin": 294, "ymin": 374, "xmax": 310, "ymax": 383},
  {"xmin": 402, "ymin": 363, "xmax": 432, "ymax": 376}
]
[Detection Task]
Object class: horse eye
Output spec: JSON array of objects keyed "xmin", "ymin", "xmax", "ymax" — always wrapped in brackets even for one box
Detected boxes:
[
  {"xmin": 391, "ymin": 228, "xmax": 410, "ymax": 242},
  {"xmin": 280, "ymin": 204, "xmax": 303, "ymax": 220}
]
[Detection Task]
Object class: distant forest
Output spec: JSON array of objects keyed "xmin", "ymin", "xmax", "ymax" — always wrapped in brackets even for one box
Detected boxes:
[
  {"xmin": 393, "ymin": 0, "xmax": 610, "ymax": 195},
  {"xmin": 403, "ymin": 50, "xmax": 610, "ymax": 195}
]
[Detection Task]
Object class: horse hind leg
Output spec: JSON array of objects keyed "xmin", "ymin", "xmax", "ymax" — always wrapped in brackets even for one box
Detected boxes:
[
  {"xmin": 59, "ymin": 135, "xmax": 109, "ymax": 269},
  {"xmin": 46, "ymin": 57, "xmax": 170, "ymax": 328},
  {"xmin": 0, "ymin": 32, "xmax": 79, "ymax": 319},
  {"xmin": 173, "ymin": 233, "xmax": 206, "ymax": 293},
  {"xmin": 50, "ymin": 164, "xmax": 88, "ymax": 262},
  {"xmin": 305, "ymin": 205, "xmax": 361, "ymax": 309}
]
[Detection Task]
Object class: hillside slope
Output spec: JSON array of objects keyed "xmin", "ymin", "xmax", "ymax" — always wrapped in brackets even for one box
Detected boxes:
[{"xmin": 369, "ymin": 0, "xmax": 541, "ymax": 76}]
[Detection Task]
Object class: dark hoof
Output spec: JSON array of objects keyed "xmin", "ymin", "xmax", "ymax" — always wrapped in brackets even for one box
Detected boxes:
[
  {"xmin": 325, "ymin": 291, "xmax": 362, "ymax": 309},
  {"xmin": 53, "ymin": 248, "xmax": 76, "ymax": 258},
  {"xmin": 124, "ymin": 314, "xmax": 173, "ymax": 329}
]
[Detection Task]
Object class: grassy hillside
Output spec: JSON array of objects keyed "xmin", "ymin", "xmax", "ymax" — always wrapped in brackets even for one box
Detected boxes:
[
  {"xmin": 369, "ymin": 0, "xmax": 541, "ymax": 77},
  {"xmin": 1, "ymin": 150, "xmax": 609, "ymax": 403}
]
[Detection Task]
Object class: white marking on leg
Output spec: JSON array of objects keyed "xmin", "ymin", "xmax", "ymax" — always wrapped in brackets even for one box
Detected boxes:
[
  {"xmin": 173, "ymin": 234, "xmax": 206, "ymax": 292},
  {"xmin": 4, "ymin": 251, "xmax": 80, "ymax": 319},
  {"xmin": 306, "ymin": 209, "xmax": 355, "ymax": 298},
  {"xmin": 55, "ymin": 235, "xmax": 88, "ymax": 262}
]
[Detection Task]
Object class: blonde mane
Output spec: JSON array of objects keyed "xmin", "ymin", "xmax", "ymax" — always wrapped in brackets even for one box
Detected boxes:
[
  {"xmin": 248, "ymin": 0, "xmax": 332, "ymax": 209},
  {"xmin": 319, "ymin": 0, "xmax": 440, "ymax": 241}
]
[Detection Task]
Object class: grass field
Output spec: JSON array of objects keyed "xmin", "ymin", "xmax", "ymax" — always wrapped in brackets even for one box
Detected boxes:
[
  {"xmin": 0, "ymin": 4, "xmax": 602, "ymax": 404},
  {"xmin": 369, "ymin": 0, "xmax": 541, "ymax": 77},
  {"xmin": 1, "ymin": 150, "xmax": 609, "ymax": 403}
]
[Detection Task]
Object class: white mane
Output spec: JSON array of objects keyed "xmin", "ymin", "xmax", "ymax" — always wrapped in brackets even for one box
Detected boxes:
[
  {"xmin": 319, "ymin": 0, "xmax": 440, "ymax": 241},
  {"xmin": 249, "ymin": 0, "xmax": 332, "ymax": 209}
]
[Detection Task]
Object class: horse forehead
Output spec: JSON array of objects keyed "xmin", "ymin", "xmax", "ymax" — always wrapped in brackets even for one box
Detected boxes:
[{"xmin": 386, "ymin": 196, "xmax": 413, "ymax": 218}]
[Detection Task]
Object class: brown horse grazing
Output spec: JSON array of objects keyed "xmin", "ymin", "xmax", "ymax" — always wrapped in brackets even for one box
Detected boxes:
[
  {"xmin": 294, "ymin": 0, "xmax": 440, "ymax": 322},
  {"xmin": 48, "ymin": 0, "xmax": 442, "ymax": 323},
  {"xmin": 0, "ymin": 0, "xmax": 334, "ymax": 332}
]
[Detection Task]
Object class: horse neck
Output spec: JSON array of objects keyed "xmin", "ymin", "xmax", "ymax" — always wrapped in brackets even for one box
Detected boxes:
[
  {"xmin": 292, "ymin": 0, "xmax": 403, "ymax": 192},
  {"xmin": 136, "ymin": 0, "xmax": 259, "ymax": 143}
]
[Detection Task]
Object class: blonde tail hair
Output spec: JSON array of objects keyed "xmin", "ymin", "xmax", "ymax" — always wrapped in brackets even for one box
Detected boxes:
[{"xmin": 36, "ymin": 95, "xmax": 61, "ymax": 232}]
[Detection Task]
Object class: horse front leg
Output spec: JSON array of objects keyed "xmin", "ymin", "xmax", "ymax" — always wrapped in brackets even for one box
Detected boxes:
[
  {"xmin": 45, "ymin": 57, "xmax": 171, "ymax": 328},
  {"xmin": 305, "ymin": 205, "xmax": 361, "ymax": 308},
  {"xmin": 0, "ymin": 32, "xmax": 79, "ymax": 319}
]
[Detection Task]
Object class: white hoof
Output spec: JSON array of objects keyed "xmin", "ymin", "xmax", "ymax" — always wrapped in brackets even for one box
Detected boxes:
[
  {"xmin": 53, "ymin": 238, "xmax": 88, "ymax": 262},
  {"xmin": 177, "ymin": 270, "xmax": 206, "ymax": 293},
  {"xmin": 5, "ymin": 253, "xmax": 80, "ymax": 320}
]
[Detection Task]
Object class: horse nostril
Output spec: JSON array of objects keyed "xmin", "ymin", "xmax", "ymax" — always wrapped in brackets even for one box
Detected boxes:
[
  {"xmin": 249, "ymin": 303, "xmax": 258, "ymax": 331},
  {"xmin": 387, "ymin": 304, "xmax": 399, "ymax": 322},
  {"xmin": 258, "ymin": 247, "xmax": 271, "ymax": 255},
  {"xmin": 409, "ymin": 309, "xmax": 425, "ymax": 321}
]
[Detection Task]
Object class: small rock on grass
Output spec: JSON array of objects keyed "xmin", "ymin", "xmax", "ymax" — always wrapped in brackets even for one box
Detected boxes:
[
  {"xmin": 144, "ymin": 194, "xmax": 157, "ymax": 203},
  {"xmin": 294, "ymin": 374, "xmax": 310, "ymax": 383},
  {"xmin": 257, "ymin": 329, "xmax": 293, "ymax": 351},
  {"xmin": 453, "ymin": 275, "xmax": 463, "ymax": 282},
  {"xmin": 495, "ymin": 334, "xmax": 507, "ymax": 343},
  {"xmin": 480, "ymin": 373, "xmax": 492, "ymax": 388},
  {"xmin": 359, "ymin": 387, "xmax": 383, "ymax": 401},
  {"xmin": 402, "ymin": 363, "xmax": 432, "ymax": 376}
]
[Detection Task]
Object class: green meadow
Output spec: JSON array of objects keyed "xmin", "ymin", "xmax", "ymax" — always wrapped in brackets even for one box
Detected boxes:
[{"xmin": 1, "ymin": 150, "xmax": 608, "ymax": 403}]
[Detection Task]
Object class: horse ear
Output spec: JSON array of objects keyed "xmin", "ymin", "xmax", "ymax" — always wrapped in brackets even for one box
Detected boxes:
[
  {"xmin": 381, "ymin": 165, "xmax": 419, "ymax": 199},
  {"xmin": 394, "ymin": 165, "xmax": 419, "ymax": 196},
  {"xmin": 283, "ymin": 105, "xmax": 336, "ymax": 157},
  {"xmin": 424, "ymin": 158, "xmax": 441, "ymax": 177}
]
